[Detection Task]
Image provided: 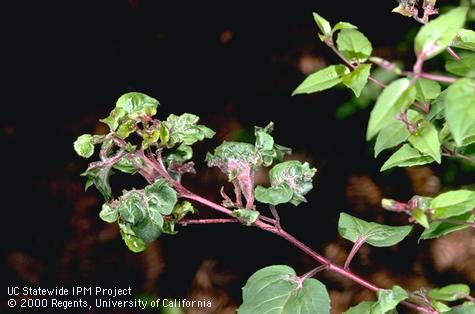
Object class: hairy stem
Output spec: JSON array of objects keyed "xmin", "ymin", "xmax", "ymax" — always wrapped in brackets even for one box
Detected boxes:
[{"xmin": 344, "ymin": 237, "xmax": 367, "ymax": 270}]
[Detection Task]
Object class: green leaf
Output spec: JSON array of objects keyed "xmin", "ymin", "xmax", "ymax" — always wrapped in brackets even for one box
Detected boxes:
[
  {"xmin": 100, "ymin": 202, "xmax": 119, "ymax": 223},
  {"xmin": 119, "ymin": 223, "xmax": 147, "ymax": 253},
  {"xmin": 380, "ymin": 144, "xmax": 434, "ymax": 171},
  {"xmin": 166, "ymin": 144, "xmax": 193, "ymax": 164},
  {"xmin": 74, "ymin": 134, "xmax": 95, "ymax": 158},
  {"xmin": 332, "ymin": 22, "xmax": 358, "ymax": 33},
  {"xmin": 254, "ymin": 122, "xmax": 291, "ymax": 166},
  {"xmin": 344, "ymin": 301, "xmax": 375, "ymax": 314},
  {"xmin": 116, "ymin": 92, "xmax": 159, "ymax": 117},
  {"xmin": 420, "ymin": 213, "xmax": 474, "ymax": 240},
  {"xmin": 142, "ymin": 129, "xmax": 160, "ymax": 149},
  {"xmin": 112, "ymin": 156, "xmax": 139, "ymax": 174},
  {"xmin": 238, "ymin": 265, "xmax": 330, "ymax": 314},
  {"xmin": 427, "ymin": 89, "xmax": 448, "ymax": 121},
  {"xmin": 374, "ymin": 110, "xmax": 422, "ymax": 157},
  {"xmin": 313, "ymin": 12, "xmax": 332, "ymax": 41},
  {"xmin": 268, "ymin": 160, "xmax": 317, "ymax": 206},
  {"xmin": 255, "ymin": 184, "xmax": 294, "ymax": 206},
  {"xmin": 172, "ymin": 201, "xmax": 197, "ymax": 221},
  {"xmin": 338, "ymin": 213, "xmax": 412, "ymax": 247},
  {"xmin": 451, "ymin": 28, "xmax": 475, "ymax": 51},
  {"xmin": 163, "ymin": 113, "xmax": 215, "ymax": 146},
  {"xmin": 132, "ymin": 217, "xmax": 162, "ymax": 243},
  {"xmin": 336, "ymin": 29, "xmax": 373, "ymax": 63},
  {"xmin": 408, "ymin": 120, "xmax": 441, "ymax": 163},
  {"xmin": 81, "ymin": 164, "xmax": 113, "ymax": 201},
  {"xmin": 232, "ymin": 209, "xmax": 260, "ymax": 225},
  {"xmin": 412, "ymin": 208, "xmax": 430, "ymax": 229},
  {"xmin": 367, "ymin": 78, "xmax": 416, "ymax": 140},
  {"xmin": 343, "ymin": 64, "xmax": 372, "ymax": 97},
  {"xmin": 292, "ymin": 65, "xmax": 349, "ymax": 95},
  {"xmin": 116, "ymin": 119, "xmax": 137, "ymax": 139},
  {"xmin": 415, "ymin": 7, "xmax": 468, "ymax": 59},
  {"xmin": 145, "ymin": 179, "xmax": 178, "ymax": 215},
  {"xmin": 445, "ymin": 53, "xmax": 475, "ymax": 78},
  {"xmin": 431, "ymin": 189, "xmax": 475, "ymax": 219},
  {"xmin": 429, "ymin": 284, "xmax": 470, "ymax": 302},
  {"xmin": 100, "ymin": 107, "xmax": 127, "ymax": 131},
  {"xmin": 118, "ymin": 191, "xmax": 147, "ymax": 225},
  {"xmin": 432, "ymin": 301, "xmax": 452, "ymax": 313},
  {"xmin": 371, "ymin": 286, "xmax": 408, "ymax": 314},
  {"xmin": 415, "ymin": 78, "xmax": 441, "ymax": 102},
  {"xmin": 447, "ymin": 302, "xmax": 475, "ymax": 314}
]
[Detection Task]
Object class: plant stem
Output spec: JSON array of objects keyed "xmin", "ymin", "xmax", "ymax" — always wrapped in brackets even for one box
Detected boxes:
[
  {"xmin": 344, "ymin": 238, "xmax": 367, "ymax": 270},
  {"xmin": 137, "ymin": 154, "xmax": 434, "ymax": 313},
  {"xmin": 442, "ymin": 146, "xmax": 475, "ymax": 165},
  {"xmin": 419, "ymin": 72, "xmax": 457, "ymax": 84},
  {"xmin": 326, "ymin": 41, "xmax": 386, "ymax": 88},
  {"xmin": 269, "ymin": 205, "xmax": 281, "ymax": 230},
  {"xmin": 178, "ymin": 218, "xmax": 241, "ymax": 225},
  {"xmin": 433, "ymin": 218, "xmax": 475, "ymax": 228},
  {"xmin": 182, "ymin": 191, "xmax": 434, "ymax": 313}
]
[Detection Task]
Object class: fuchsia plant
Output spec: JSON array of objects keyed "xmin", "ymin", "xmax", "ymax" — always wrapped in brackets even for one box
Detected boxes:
[{"xmin": 74, "ymin": 1, "xmax": 475, "ymax": 313}]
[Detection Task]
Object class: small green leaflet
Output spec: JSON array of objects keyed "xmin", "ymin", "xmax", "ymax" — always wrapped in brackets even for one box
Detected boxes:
[
  {"xmin": 343, "ymin": 64, "xmax": 372, "ymax": 97},
  {"xmin": 145, "ymin": 179, "xmax": 178, "ymax": 216},
  {"xmin": 81, "ymin": 164, "xmax": 114, "ymax": 201},
  {"xmin": 445, "ymin": 53, "xmax": 475, "ymax": 78},
  {"xmin": 420, "ymin": 213, "xmax": 474, "ymax": 240},
  {"xmin": 371, "ymin": 286, "xmax": 408, "ymax": 314},
  {"xmin": 415, "ymin": 78, "xmax": 441, "ymax": 102},
  {"xmin": 338, "ymin": 213, "xmax": 412, "ymax": 247},
  {"xmin": 374, "ymin": 110, "xmax": 422, "ymax": 157},
  {"xmin": 411, "ymin": 208, "xmax": 430, "ymax": 229},
  {"xmin": 238, "ymin": 265, "xmax": 330, "ymax": 314},
  {"xmin": 451, "ymin": 29, "xmax": 475, "ymax": 52},
  {"xmin": 100, "ymin": 202, "xmax": 119, "ymax": 223},
  {"xmin": 415, "ymin": 7, "xmax": 468, "ymax": 59},
  {"xmin": 232, "ymin": 209, "xmax": 260, "ymax": 225},
  {"xmin": 292, "ymin": 64, "xmax": 350, "ymax": 95},
  {"xmin": 254, "ymin": 184, "xmax": 293, "ymax": 206},
  {"xmin": 313, "ymin": 12, "xmax": 331, "ymax": 41},
  {"xmin": 408, "ymin": 119, "xmax": 441, "ymax": 163},
  {"xmin": 336, "ymin": 29, "xmax": 373, "ymax": 63},
  {"xmin": 162, "ymin": 113, "xmax": 215, "ymax": 147},
  {"xmin": 431, "ymin": 189, "xmax": 475, "ymax": 219},
  {"xmin": 332, "ymin": 22, "xmax": 357, "ymax": 33},
  {"xmin": 429, "ymin": 284, "xmax": 470, "ymax": 302},
  {"xmin": 74, "ymin": 134, "xmax": 95, "ymax": 158},
  {"xmin": 380, "ymin": 144, "xmax": 433, "ymax": 172},
  {"xmin": 366, "ymin": 78, "xmax": 416, "ymax": 140}
]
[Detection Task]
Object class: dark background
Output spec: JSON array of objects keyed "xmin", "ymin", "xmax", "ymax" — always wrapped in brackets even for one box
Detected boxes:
[{"xmin": 2, "ymin": 0, "xmax": 474, "ymax": 313}]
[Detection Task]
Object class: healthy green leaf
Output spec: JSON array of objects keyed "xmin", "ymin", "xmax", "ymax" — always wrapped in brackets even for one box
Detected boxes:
[
  {"xmin": 313, "ymin": 12, "xmax": 332, "ymax": 41},
  {"xmin": 232, "ymin": 209, "xmax": 260, "ymax": 225},
  {"xmin": 429, "ymin": 284, "xmax": 470, "ymax": 302},
  {"xmin": 255, "ymin": 184, "xmax": 294, "ymax": 206},
  {"xmin": 412, "ymin": 208, "xmax": 430, "ymax": 229},
  {"xmin": 445, "ymin": 53, "xmax": 475, "ymax": 78},
  {"xmin": 338, "ymin": 213, "xmax": 412, "ymax": 247},
  {"xmin": 336, "ymin": 29, "xmax": 373, "ymax": 63},
  {"xmin": 145, "ymin": 179, "xmax": 178, "ymax": 215},
  {"xmin": 292, "ymin": 65, "xmax": 350, "ymax": 95},
  {"xmin": 344, "ymin": 301, "xmax": 375, "ymax": 314},
  {"xmin": 332, "ymin": 22, "xmax": 358, "ymax": 33},
  {"xmin": 420, "ymin": 213, "xmax": 474, "ymax": 240},
  {"xmin": 380, "ymin": 144, "xmax": 434, "ymax": 171},
  {"xmin": 74, "ymin": 134, "xmax": 95, "ymax": 158},
  {"xmin": 374, "ymin": 110, "xmax": 422, "ymax": 157},
  {"xmin": 415, "ymin": 7, "xmax": 468, "ymax": 59},
  {"xmin": 427, "ymin": 89, "xmax": 448, "ymax": 121},
  {"xmin": 431, "ymin": 189, "xmax": 475, "ymax": 219},
  {"xmin": 447, "ymin": 302, "xmax": 475, "ymax": 314},
  {"xmin": 415, "ymin": 78, "xmax": 441, "ymax": 102},
  {"xmin": 367, "ymin": 78, "xmax": 416, "ymax": 140},
  {"xmin": 238, "ymin": 265, "xmax": 330, "ymax": 314},
  {"xmin": 342, "ymin": 64, "xmax": 372, "ymax": 97},
  {"xmin": 451, "ymin": 29, "xmax": 475, "ymax": 51},
  {"xmin": 408, "ymin": 119, "xmax": 441, "ymax": 163},
  {"xmin": 371, "ymin": 286, "xmax": 408, "ymax": 314},
  {"xmin": 100, "ymin": 202, "xmax": 119, "ymax": 223}
]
